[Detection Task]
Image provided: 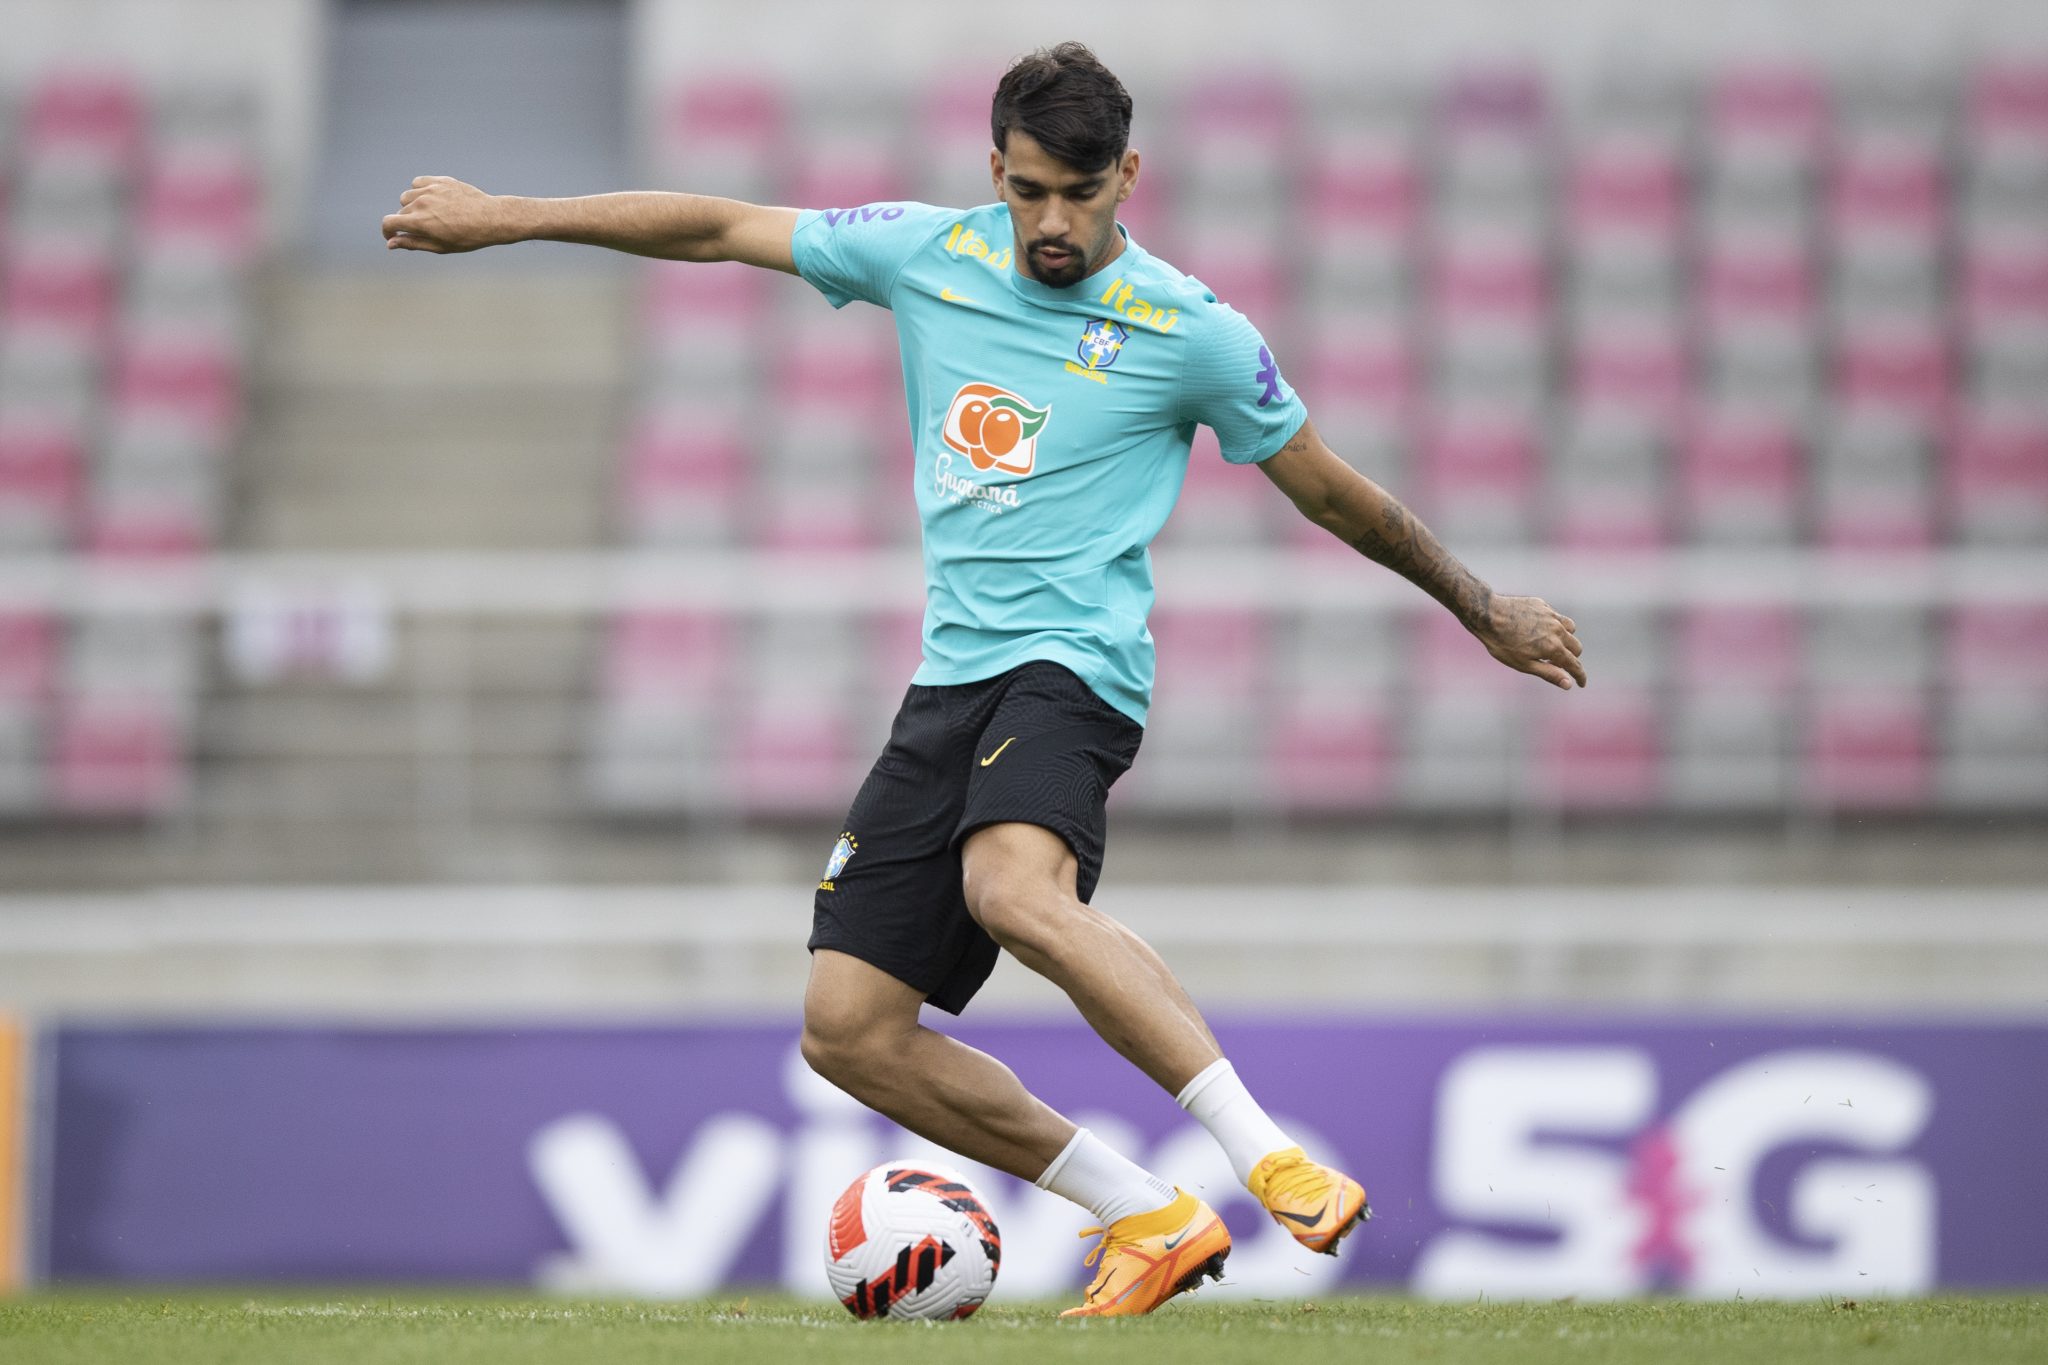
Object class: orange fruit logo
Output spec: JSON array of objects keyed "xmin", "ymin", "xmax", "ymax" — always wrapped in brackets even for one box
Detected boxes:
[{"xmin": 941, "ymin": 383, "xmax": 1051, "ymax": 475}]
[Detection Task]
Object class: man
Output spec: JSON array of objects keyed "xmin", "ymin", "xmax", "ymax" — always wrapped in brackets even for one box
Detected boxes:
[{"xmin": 384, "ymin": 42, "xmax": 1586, "ymax": 1317}]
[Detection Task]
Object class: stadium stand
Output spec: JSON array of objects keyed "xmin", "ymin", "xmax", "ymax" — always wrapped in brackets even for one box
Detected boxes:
[
  {"xmin": 0, "ymin": 68, "xmax": 260, "ymax": 818},
  {"xmin": 579, "ymin": 56, "xmax": 2048, "ymax": 817}
]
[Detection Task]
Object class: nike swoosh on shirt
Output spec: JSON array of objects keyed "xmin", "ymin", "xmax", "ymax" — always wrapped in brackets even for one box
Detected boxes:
[
  {"xmin": 978, "ymin": 737, "xmax": 1016, "ymax": 767},
  {"xmin": 940, "ymin": 287, "xmax": 973, "ymax": 303},
  {"xmin": 1273, "ymin": 1205, "xmax": 1328, "ymax": 1228}
]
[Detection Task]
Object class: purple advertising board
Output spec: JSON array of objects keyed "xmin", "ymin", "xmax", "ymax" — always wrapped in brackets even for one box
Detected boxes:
[{"xmin": 34, "ymin": 1020, "xmax": 2048, "ymax": 1298}]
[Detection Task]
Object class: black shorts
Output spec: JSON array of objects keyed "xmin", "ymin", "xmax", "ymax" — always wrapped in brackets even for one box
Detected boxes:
[{"xmin": 808, "ymin": 660, "xmax": 1144, "ymax": 1015}]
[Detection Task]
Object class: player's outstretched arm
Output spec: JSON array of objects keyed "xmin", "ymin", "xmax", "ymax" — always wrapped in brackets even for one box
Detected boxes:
[
  {"xmin": 1259, "ymin": 419, "xmax": 1587, "ymax": 690},
  {"xmin": 380, "ymin": 176, "xmax": 798, "ymax": 272}
]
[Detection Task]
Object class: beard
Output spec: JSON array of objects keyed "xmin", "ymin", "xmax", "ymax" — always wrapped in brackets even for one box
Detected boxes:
[{"xmin": 1023, "ymin": 238, "xmax": 1090, "ymax": 287}]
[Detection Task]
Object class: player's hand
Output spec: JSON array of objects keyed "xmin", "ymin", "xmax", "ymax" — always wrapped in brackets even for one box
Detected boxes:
[
  {"xmin": 381, "ymin": 176, "xmax": 518, "ymax": 253},
  {"xmin": 1474, "ymin": 595, "xmax": 1586, "ymax": 690}
]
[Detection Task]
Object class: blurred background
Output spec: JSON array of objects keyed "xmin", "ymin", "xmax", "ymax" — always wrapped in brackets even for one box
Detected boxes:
[{"xmin": 0, "ymin": 0, "xmax": 2043, "ymax": 1304}]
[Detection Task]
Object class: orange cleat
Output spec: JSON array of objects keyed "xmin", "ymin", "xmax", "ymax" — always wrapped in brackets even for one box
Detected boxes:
[
  {"xmin": 1247, "ymin": 1146, "xmax": 1370, "ymax": 1255},
  {"xmin": 1058, "ymin": 1190, "xmax": 1231, "ymax": 1318}
]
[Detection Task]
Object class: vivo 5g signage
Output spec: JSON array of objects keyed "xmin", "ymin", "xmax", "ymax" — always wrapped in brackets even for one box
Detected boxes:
[
  {"xmin": 1418, "ymin": 1047, "xmax": 1935, "ymax": 1298},
  {"xmin": 36, "ymin": 1024, "xmax": 2048, "ymax": 1295}
]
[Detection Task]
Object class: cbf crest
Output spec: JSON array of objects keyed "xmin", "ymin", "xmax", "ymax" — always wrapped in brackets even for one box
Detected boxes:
[
  {"xmin": 819, "ymin": 832, "xmax": 858, "ymax": 890},
  {"xmin": 1076, "ymin": 318, "xmax": 1131, "ymax": 372}
]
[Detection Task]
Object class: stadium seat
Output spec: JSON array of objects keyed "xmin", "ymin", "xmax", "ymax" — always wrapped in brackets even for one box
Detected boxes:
[
  {"xmin": 1551, "ymin": 414, "xmax": 1672, "ymax": 551},
  {"xmin": 0, "ymin": 701, "xmax": 45, "ymax": 812},
  {"xmin": 1834, "ymin": 322, "xmax": 1951, "ymax": 423},
  {"xmin": 1947, "ymin": 405, "xmax": 2048, "ymax": 543},
  {"xmin": 1698, "ymin": 234, "xmax": 1817, "ymax": 329},
  {"xmin": 1265, "ymin": 694, "xmax": 1394, "ymax": 812},
  {"xmin": 47, "ymin": 697, "xmax": 186, "ymax": 815},
  {"xmin": 1705, "ymin": 61, "xmax": 1827, "ymax": 173},
  {"xmin": 0, "ymin": 421, "xmax": 83, "ymax": 550},
  {"xmin": 1679, "ymin": 407, "xmax": 1803, "ymax": 544},
  {"xmin": 658, "ymin": 76, "xmax": 787, "ymax": 204},
  {"xmin": 1175, "ymin": 71, "xmax": 1297, "ymax": 211},
  {"xmin": 2, "ymin": 244, "xmax": 119, "ymax": 344},
  {"xmin": 1828, "ymin": 138, "xmax": 1945, "ymax": 245},
  {"xmin": 584, "ymin": 698, "xmax": 724, "ymax": 812},
  {"xmin": 619, "ymin": 410, "xmax": 749, "ymax": 547},
  {"xmin": 1946, "ymin": 605, "xmax": 2048, "ymax": 689},
  {"xmin": 1566, "ymin": 134, "xmax": 1685, "ymax": 241},
  {"xmin": 1813, "ymin": 414, "xmax": 1936, "ymax": 550},
  {"xmin": 1568, "ymin": 321, "xmax": 1687, "ymax": 423},
  {"xmin": 1959, "ymin": 234, "xmax": 2048, "ymax": 331},
  {"xmin": 602, "ymin": 609, "xmax": 734, "ymax": 702},
  {"xmin": 1803, "ymin": 690, "xmax": 1934, "ymax": 809},
  {"xmin": 1940, "ymin": 691, "xmax": 2048, "ymax": 807},
  {"xmin": 1419, "ymin": 410, "xmax": 1539, "ymax": 545},
  {"xmin": 1668, "ymin": 602, "xmax": 1799, "ymax": 807},
  {"xmin": 135, "ymin": 151, "xmax": 262, "ymax": 265},
  {"xmin": 0, "ymin": 612, "xmax": 59, "ymax": 700},
  {"xmin": 1533, "ymin": 688, "xmax": 1663, "ymax": 809},
  {"xmin": 21, "ymin": 69, "xmax": 144, "ymax": 172}
]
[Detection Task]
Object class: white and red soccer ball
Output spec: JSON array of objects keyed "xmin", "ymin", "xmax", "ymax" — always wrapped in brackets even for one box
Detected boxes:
[{"xmin": 824, "ymin": 1160, "xmax": 1002, "ymax": 1320}]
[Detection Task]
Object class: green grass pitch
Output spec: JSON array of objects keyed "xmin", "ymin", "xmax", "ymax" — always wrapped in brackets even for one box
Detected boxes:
[{"xmin": 3, "ymin": 1293, "xmax": 2045, "ymax": 1365}]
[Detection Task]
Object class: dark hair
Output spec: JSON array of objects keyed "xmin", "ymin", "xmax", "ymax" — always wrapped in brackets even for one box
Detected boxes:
[{"xmin": 991, "ymin": 43, "xmax": 1133, "ymax": 173}]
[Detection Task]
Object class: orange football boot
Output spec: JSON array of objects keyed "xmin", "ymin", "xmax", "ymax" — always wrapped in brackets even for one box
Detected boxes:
[
  {"xmin": 1247, "ymin": 1146, "xmax": 1371, "ymax": 1255},
  {"xmin": 1059, "ymin": 1190, "xmax": 1231, "ymax": 1318}
]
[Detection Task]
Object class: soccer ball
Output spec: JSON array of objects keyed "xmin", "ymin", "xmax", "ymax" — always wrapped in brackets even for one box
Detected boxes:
[{"xmin": 824, "ymin": 1160, "xmax": 1002, "ymax": 1320}]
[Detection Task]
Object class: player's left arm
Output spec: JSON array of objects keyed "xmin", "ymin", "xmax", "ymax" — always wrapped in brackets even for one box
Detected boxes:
[{"xmin": 1259, "ymin": 418, "xmax": 1587, "ymax": 690}]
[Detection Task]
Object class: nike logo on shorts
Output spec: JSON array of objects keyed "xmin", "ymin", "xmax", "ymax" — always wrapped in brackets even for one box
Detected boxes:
[{"xmin": 978, "ymin": 736, "xmax": 1016, "ymax": 767}]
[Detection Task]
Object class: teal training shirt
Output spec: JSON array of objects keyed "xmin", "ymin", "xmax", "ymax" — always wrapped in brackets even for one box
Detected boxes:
[{"xmin": 790, "ymin": 201, "xmax": 1308, "ymax": 725}]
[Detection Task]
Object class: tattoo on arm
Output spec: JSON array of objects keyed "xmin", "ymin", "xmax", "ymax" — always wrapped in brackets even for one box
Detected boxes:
[{"xmin": 1347, "ymin": 501, "xmax": 1494, "ymax": 632}]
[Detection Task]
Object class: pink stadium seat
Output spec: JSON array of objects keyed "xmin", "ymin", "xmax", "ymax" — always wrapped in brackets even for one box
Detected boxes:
[
  {"xmin": 1570, "ymin": 324, "xmax": 1686, "ymax": 421},
  {"xmin": 1266, "ymin": 699, "xmax": 1393, "ymax": 811},
  {"xmin": 729, "ymin": 698, "xmax": 853, "ymax": 815},
  {"xmin": 110, "ymin": 341, "xmax": 242, "ymax": 439},
  {"xmin": 1566, "ymin": 139, "xmax": 1684, "ymax": 238},
  {"xmin": 1827, "ymin": 141, "xmax": 1944, "ymax": 242},
  {"xmin": 1834, "ymin": 324, "xmax": 1951, "ymax": 422},
  {"xmin": 83, "ymin": 504, "xmax": 208, "ymax": 559},
  {"xmin": 604, "ymin": 609, "xmax": 734, "ymax": 701},
  {"xmin": 620, "ymin": 413, "xmax": 747, "ymax": 545},
  {"xmin": 775, "ymin": 317, "xmax": 900, "ymax": 412},
  {"xmin": 786, "ymin": 142, "xmax": 908, "ymax": 217},
  {"xmin": 1429, "ymin": 240, "xmax": 1548, "ymax": 324},
  {"xmin": 1679, "ymin": 409, "xmax": 1802, "ymax": 541},
  {"xmin": 23, "ymin": 70, "xmax": 144, "ymax": 169},
  {"xmin": 1706, "ymin": 62, "xmax": 1827, "ymax": 163},
  {"xmin": 135, "ymin": 152, "xmax": 261, "ymax": 261},
  {"xmin": 1440, "ymin": 63, "xmax": 1548, "ymax": 143},
  {"xmin": 0, "ymin": 613, "xmax": 58, "ymax": 700},
  {"xmin": 869, "ymin": 608, "xmax": 926, "ymax": 694},
  {"xmin": 1804, "ymin": 692, "xmax": 1933, "ymax": 808},
  {"xmin": 1306, "ymin": 134, "xmax": 1417, "ymax": 239},
  {"xmin": 48, "ymin": 698, "xmax": 184, "ymax": 814},
  {"xmin": 1698, "ymin": 237, "xmax": 1816, "ymax": 328},
  {"xmin": 1947, "ymin": 605, "xmax": 2048, "ymax": 689},
  {"xmin": 1304, "ymin": 321, "xmax": 1416, "ymax": 418},
  {"xmin": 1535, "ymin": 690, "xmax": 1662, "ymax": 808},
  {"xmin": 1149, "ymin": 608, "xmax": 1266, "ymax": 705},
  {"xmin": 644, "ymin": 259, "xmax": 770, "ymax": 334},
  {"xmin": 1175, "ymin": 231, "xmax": 1287, "ymax": 327},
  {"xmin": 2, "ymin": 246, "xmax": 118, "ymax": 340},
  {"xmin": 1420, "ymin": 411, "xmax": 1537, "ymax": 528},
  {"xmin": 1677, "ymin": 606, "xmax": 1800, "ymax": 697},
  {"xmin": 1947, "ymin": 407, "xmax": 2048, "ymax": 538},
  {"xmin": 0, "ymin": 422, "xmax": 84, "ymax": 544},
  {"xmin": 1966, "ymin": 59, "xmax": 2048, "ymax": 143},
  {"xmin": 661, "ymin": 76, "xmax": 786, "ymax": 198},
  {"xmin": 1959, "ymin": 236, "xmax": 2048, "ymax": 328}
]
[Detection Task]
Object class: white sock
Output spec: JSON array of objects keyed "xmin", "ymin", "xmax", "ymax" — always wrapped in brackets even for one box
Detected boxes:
[
  {"xmin": 1176, "ymin": 1058, "xmax": 1296, "ymax": 1186},
  {"xmin": 1035, "ymin": 1128, "xmax": 1180, "ymax": 1227}
]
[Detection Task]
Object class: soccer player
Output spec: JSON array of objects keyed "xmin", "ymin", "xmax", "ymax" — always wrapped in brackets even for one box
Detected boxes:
[{"xmin": 384, "ymin": 42, "xmax": 1586, "ymax": 1316}]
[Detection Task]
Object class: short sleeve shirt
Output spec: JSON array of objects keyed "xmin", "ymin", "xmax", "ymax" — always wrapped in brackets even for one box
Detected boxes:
[{"xmin": 790, "ymin": 200, "xmax": 1306, "ymax": 724}]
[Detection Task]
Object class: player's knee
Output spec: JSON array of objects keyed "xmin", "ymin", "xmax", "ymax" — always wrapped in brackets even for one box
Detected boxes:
[
  {"xmin": 800, "ymin": 994, "xmax": 894, "ymax": 1089},
  {"xmin": 964, "ymin": 875, "xmax": 1067, "ymax": 959}
]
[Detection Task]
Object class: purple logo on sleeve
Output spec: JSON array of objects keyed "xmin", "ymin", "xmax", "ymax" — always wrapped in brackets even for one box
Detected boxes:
[
  {"xmin": 1254, "ymin": 346, "xmax": 1282, "ymax": 407},
  {"xmin": 820, "ymin": 204, "xmax": 906, "ymax": 227}
]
